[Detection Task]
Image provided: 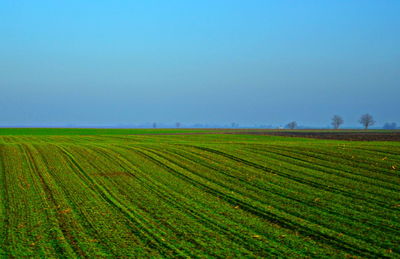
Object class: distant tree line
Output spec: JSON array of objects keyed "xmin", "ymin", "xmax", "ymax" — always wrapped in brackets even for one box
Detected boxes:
[
  {"xmin": 285, "ymin": 121, "xmax": 297, "ymax": 129},
  {"xmin": 151, "ymin": 115, "xmax": 397, "ymax": 129},
  {"xmin": 383, "ymin": 122, "xmax": 397, "ymax": 130},
  {"xmin": 284, "ymin": 114, "xmax": 398, "ymax": 130}
]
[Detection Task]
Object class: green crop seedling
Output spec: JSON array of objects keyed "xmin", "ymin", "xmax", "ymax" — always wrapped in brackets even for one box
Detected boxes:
[{"xmin": 0, "ymin": 129, "xmax": 399, "ymax": 257}]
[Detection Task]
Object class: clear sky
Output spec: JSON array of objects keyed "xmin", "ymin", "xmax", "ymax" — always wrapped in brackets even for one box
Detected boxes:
[{"xmin": 1, "ymin": 1, "xmax": 399, "ymax": 128}]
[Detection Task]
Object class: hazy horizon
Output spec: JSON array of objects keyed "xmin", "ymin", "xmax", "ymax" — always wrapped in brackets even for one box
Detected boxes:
[{"xmin": 1, "ymin": 1, "xmax": 399, "ymax": 127}]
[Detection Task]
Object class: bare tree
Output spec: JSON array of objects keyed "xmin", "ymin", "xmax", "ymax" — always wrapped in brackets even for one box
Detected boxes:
[
  {"xmin": 176, "ymin": 122, "xmax": 180, "ymax": 128},
  {"xmin": 359, "ymin": 114, "xmax": 375, "ymax": 129},
  {"xmin": 331, "ymin": 115, "xmax": 344, "ymax": 129},
  {"xmin": 286, "ymin": 121, "xmax": 297, "ymax": 130}
]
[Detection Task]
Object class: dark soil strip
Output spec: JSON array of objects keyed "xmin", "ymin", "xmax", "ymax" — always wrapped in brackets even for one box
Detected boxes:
[
  {"xmin": 124, "ymin": 130, "xmax": 400, "ymax": 141},
  {"xmin": 230, "ymin": 131, "xmax": 400, "ymax": 141}
]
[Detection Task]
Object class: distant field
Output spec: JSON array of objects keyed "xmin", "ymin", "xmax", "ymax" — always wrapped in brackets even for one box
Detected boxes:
[
  {"xmin": 0, "ymin": 129, "xmax": 399, "ymax": 257},
  {"xmin": 0, "ymin": 128, "xmax": 214, "ymax": 135},
  {"xmin": 1, "ymin": 127, "xmax": 398, "ymax": 136}
]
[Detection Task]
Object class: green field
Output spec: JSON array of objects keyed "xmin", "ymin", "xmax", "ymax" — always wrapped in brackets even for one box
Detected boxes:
[{"xmin": 0, "ymin": 130, "xmax": 399, "ymax": 257}]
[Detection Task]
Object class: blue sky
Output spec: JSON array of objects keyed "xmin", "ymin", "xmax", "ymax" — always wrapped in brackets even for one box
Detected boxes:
[{"xmin": 0, "ymin": 1, "xmax": 399, "ymax": 127}]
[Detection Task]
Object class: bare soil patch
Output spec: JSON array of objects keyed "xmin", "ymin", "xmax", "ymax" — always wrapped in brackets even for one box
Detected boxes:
[{"xmin": 233, "ymin": 131, "xmax": 400, "ymax": 141}]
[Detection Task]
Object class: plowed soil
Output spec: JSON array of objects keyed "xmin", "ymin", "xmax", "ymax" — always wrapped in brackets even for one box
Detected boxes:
[{"xmin": 233, "ymin": 131, "xmax": 400, "ymax": 141}]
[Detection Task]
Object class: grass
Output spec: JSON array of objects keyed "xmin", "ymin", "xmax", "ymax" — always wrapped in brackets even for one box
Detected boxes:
[
  {"xmin": 0, "ymin": 128, "xmax": 215, "ymax": 135},
  {"xmin": 0, "ymin": 129, "xmax": 399, "ymax": 257}
]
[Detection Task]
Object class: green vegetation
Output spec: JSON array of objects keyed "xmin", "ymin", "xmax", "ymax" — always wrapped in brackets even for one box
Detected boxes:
[
  {"xmin": 0, "ymin": 130, "xmax": 399, "ymax": 257},
  {"xmin": 0, "ymin": 128, "xmax": 213, "ymax": 136}
]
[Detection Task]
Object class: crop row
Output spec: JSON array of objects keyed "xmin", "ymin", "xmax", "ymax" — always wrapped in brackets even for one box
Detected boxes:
[{"xmin": 0, "ymin": 134, "xmax": 399, "ymax": 257}]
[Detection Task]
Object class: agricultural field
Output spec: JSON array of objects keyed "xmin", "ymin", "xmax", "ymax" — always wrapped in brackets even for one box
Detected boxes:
[{"xmin": 0, "ymin": 129, "xmax": 399, "ymax": 257}]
